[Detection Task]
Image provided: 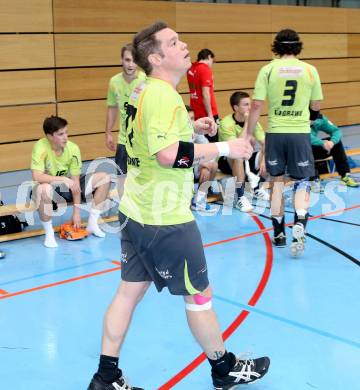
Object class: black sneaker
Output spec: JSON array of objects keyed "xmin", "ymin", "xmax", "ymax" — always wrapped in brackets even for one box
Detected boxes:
[
  {"xmin": 212, "ymin": 355, "xmax": 270, "ymax": 389},
  {"xmin": 88, "ymin": 371, "xmax": 144, "ymax": 390},
  {"xmin": 272, "ymin": 232, "xmax": 286, "ymax": 247}
]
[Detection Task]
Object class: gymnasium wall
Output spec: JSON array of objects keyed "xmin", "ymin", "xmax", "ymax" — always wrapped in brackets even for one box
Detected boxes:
[{"xmin": 1, "ymin": 0, "xmax": 360, "ymax": 172}]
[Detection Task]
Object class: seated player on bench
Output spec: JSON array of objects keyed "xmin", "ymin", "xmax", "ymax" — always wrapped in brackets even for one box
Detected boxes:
[
  {"xmin": 186, "ymin": 105, "xmax": 218, "ymax": 214},
  {"xmin": 218, "ymin": 91, "xmax": 269, "ymax": 212},
  {"xmin": 31, "ymin": 116, "xmax": 111, "ymax": 248},
  {"xmin": 311, "ymin": 111, "xmax": 358, "ymax": 188}
]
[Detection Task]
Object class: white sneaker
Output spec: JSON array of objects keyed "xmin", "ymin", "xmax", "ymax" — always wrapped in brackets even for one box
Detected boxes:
[
  {"xmin": 254, "ymin": 187, "xmax": 270, "ymax": 201},
  {"xmin": 191, "ymin": 198, "xmax": 218, "ymax": 214},
  {"xmin": 235, "ymin": 196, "xmax": 254, "ymax": 212},
  {"xmin": 291, "ymin": 223, "xmax": 305, "ymax": 258},
  {"xmin": 247, "ymin": 171, "xmax": 260, "ymax": 189}
]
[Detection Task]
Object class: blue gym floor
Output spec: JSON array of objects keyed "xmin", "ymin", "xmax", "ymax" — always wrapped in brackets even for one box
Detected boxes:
[{"xmin": 0, "ymin": 175, "xmax": 359, "ymax": 390}]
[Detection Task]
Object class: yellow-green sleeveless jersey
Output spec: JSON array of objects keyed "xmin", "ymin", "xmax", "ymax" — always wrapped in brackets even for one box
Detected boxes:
[
  {"xmin": 106, "ymin": 71, "xmax": 146, "ymax": 145},
  {"xmin": 31, "ymin": 138, "xmax": 82, "ymax": 177},
  {"xmin": 253, "ymin": 58, "xmax": 323, "ymax": 133},
  {"xmin": 219, "ymin": 114, "xmax": 265, "ymax": 142},
  {"xmin": 119, "ymin": 77, "xmax": 195, "ymax": 226}
]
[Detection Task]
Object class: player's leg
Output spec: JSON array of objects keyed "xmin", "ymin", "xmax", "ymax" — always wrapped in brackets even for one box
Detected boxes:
[
  {"xmin": 287, "ymin": 134, "xmax": 315, "ymax": 257},
  {"xmin": 265, "ymin": 133, "xmax": 287, "ymax": 247},
  {"xmin": 331, "ymin": 140, "xmax": 359, "ymax": 187},
  {"xmin": 162, "ymin": 222, "xmax": 270, "ymax": 388},
  {"xmin": 228, "ymin": 158, "xmax": 253, "ymax": 212},
  {"xmin": 84, "ymin": 172, "xmax": 111, "ymax": 237},
  {"xmin": 34, "ymin": 183, "xmax": 58, "ymax": 247},
  {"xmin": 192, "ymin": 163, "xmax": 218, "ymax": 214},
  {"xmin": 88, "ymin": 214, "xmax": 151, "ymax": 390}
]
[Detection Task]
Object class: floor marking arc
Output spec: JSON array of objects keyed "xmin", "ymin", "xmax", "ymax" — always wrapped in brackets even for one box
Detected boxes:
[{"xmin": 158, "ymin": 215, "xmax": 273, "ymax": 390}]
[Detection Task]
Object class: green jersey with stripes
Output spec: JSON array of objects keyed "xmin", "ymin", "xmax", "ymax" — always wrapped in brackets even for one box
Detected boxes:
[
  {"xmin": 107, "ymin": 71, "xmax": 146, "ymax": 145},
  {"xmin": 119, "ymin": 77, "xmax": 195, "ymax": 226},
  {"xmin": 31, "ymin": 138, "xmax": 82, "ymax": 177},
  {"xmin": 253, "ymin": 58, "xmax": 323, "ymax": 133}
]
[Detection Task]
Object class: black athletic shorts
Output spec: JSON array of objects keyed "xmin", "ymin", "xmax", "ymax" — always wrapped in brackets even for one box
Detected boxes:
[
  {"xmin": 218, "ymin": 151, "xmax": 259, "ymax": 175},
  {"xmin": 31, "ymin": 174, "xmax": 93, "ymax": 210},
  {"xmin": 119, "ymin": 212, "xmax": 209, "ymax": 296},
  {"xmin": 115, "ymin": 144, "xmax": 128, "ymax": 175},
  {"xmin": 265, "ymin": 133, "xmax": 315, "ymax": 179}
]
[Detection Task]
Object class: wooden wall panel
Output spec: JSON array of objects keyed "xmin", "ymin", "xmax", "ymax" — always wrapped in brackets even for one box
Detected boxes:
[
  {"xmin": 54, "ymin": 35, "xmax": 132, "ymax": 67},
  {"xmin": 179, "ymin": 58, "xmax": 356, "ymax": 95},
  {"xmin": 182, "ymin": 33, "xmax": 272, "ymax": 62},
  {"xmin": 308, "ymin": 59, "xmax": 348, "ymax": 83},
  {"xmin": 322, "ymin": 82, "xmax": 360, "ymax": 109},
  {"xmin": 182, "ymin": 33, "xmax": 347, "ymax": 63},
  {"xmin": 0, "ymin": 71, "xmax": 55, "ymax": 106},
  {"xmin": 1, "ymin": 0, "xmax": 360, "ymax": 175},
  {"xmin": 54, "ymin": 32, "xmax": 349, "ymax": 70},
  {"xmin": 57, "ymin": 101, "xmax": 107, "ymax": 135},
  {"xmin": 0, "ymin": 134, "xmax": 112, "ymax": 172},
  {"xmin": 322, "ymin": 107, "xmax": 353, "ymax": 127},
  {"xmin": 178, "ymin": 62, "xmax": 265, "ymax": 94},
  {"xmin": 346, "ymin": 106, "xmax": 360, "ymax": 124},
  {"xmin": 0, "ymin": 142, "xmax": 34, "ymax": 172},
  {"xmin": 348, "ymin": 34, "xmax": 360, "ymax": 57},
  {"xmin": 56, "ymin": 67, "xmax": 119, "ymax": 101},
  {"xmin": 301, "ymin": 34, "xmax": 347, "ymax": 59},
  {"xmin": 176, "ymin": 3, "xmax": 271, "ymax": 33},
  {"xmin": 71, "ymin": 134, "xmax": 113, "ymax": 161},
  {"xmin": 271, "ymin": 5, "xmax": 347, "ymax": 33},
  {"xmin": 0, "ymin": 104, "xmax": 56, "ymax": 143},
  {"xmin": 347, "ymin": 9, "xmax": 360, "ymax": 33},
  {"xmin": 53, "ymin": 0, "xmax": 176, "ymax": 33},
  {"xmin": 56, "ymin": 58, "xmax": 356, "ymax": 102},
  {"xmin": 0, "ymin": 0, "xmax": 53, "ymax": 33},
  {"xmin": 348, "ymin": 58, "xmax": 360, "ymax": 80},
  {"xmin": 0, "ymin": 35, "xmax": 54, "ymax": 70}
]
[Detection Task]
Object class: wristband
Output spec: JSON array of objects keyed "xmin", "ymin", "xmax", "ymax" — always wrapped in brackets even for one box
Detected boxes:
[{"xmin": 215, "ymin": 142, "xmax": 230, "ymax": 157}]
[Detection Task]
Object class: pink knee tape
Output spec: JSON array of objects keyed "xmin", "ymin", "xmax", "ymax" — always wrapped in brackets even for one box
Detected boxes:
[{"xmin": 193, "ymin": 293, "xmax": 211, "ymax": 305}]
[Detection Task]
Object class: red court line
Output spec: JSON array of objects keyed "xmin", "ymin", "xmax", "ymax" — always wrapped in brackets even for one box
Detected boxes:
[
  {"xmin": 0, "ymin": 265, "xmax": 121, "ymax": 301},
  {"xmin": 158, "ymin": 215, "xmax": 273, "ymax": 390},
  {"xmin": 204, "ymin": 203, "xmax": 360, "ymax": 249},
  {"xmin": 0, "ymin": 289, "xmax": 8, "ymax": 295},
  {"xmin": 0, "ymin": 204, "xmax": 358, "ymax": 302}
]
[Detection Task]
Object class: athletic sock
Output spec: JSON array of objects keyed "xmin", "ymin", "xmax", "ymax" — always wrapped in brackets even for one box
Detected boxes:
[
  {"xmin": 41, "ymin": 220, "xmax": 58, "ymax": 248},
  {"xmin": 208, "ymin": 351, "xmax": 236, "ymax": 377},
  {"xmin": 271, "ymin": 216, "xmax": 285, "ymax": 236},
  {"xmin": 295, "ymin": 208, "xmax": 308, "ymax": 229},
  {"xmin": 236, "ymin": 183, "xmax": 244, "ymax": 199},
  {"xmin": 97, "ymin": 354, "xmax": 120, "ymax": 383},
  {"xmin": 87, "ymin": 208, "xmax": 105, "ymax": 237}
]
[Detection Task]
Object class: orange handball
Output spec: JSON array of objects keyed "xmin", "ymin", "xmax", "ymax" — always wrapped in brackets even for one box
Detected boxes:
[{"xmin": 59, "ymin": 223, "xmax": 89, "ymax": 241}]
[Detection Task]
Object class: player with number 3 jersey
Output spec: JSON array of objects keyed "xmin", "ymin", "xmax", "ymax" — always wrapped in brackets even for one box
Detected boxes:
[{"xmin": 247, "ymin": 28, "xmax": 323, "ymax": 257}]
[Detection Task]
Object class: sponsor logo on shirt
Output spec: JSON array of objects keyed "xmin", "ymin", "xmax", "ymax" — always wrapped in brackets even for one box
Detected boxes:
[
  {"xmin": 278, "ymin": 67, "xmax": 304, "ymax": 78},
  {"xmin": 267, "ymin": 159, "xmax": 278, "ymax": 166}
]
